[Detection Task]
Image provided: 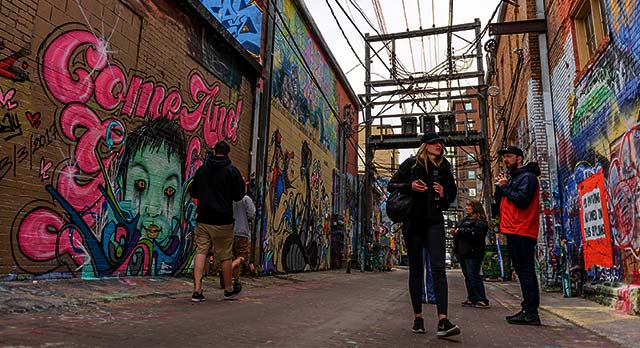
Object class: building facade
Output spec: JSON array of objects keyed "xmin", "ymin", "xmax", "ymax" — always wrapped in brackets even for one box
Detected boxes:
[
  {"xmin": 0, "ymin": 0, "xmax": 360, "ymax": 279},
  {"xmin": 0, "ymin": 0, "xmax": 260, "ymax": 278},
  {"xmin": 490, "ymin": 0, "xmax": 640, "ymax": 314},
  {"xmin": 256, "ymin": 0, "xmax": 360, "ymax": 274}
]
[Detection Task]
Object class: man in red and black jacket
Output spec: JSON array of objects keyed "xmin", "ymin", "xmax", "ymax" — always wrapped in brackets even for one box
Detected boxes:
[{"xmin": 494, "ymin": 146, "xmax": 542, "ymax": 326}]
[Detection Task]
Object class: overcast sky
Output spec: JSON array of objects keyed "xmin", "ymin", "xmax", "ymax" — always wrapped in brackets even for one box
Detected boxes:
[{"xmin": 303, "ymin": 0, "xmax": 501, "ymax": 158}]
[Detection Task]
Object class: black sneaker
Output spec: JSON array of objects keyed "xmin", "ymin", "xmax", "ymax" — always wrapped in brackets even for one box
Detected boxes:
[
  {"xmin": 233, "ymin": 280, "xmax": 243, "ymax": 294},
  {"xmin": 191, "ymin": 291, "xmax": 205, "ymax": 302},
  {"xmin": 412, "ymin": 317, "xmax": 425, "ymax": 334},
  {"xmin": 437, "ymin": 318, "xmax": 461, "ymax": 338},
  {"xmin": 223, "ymin": 289, "xmax": 237, "ymax": 300},
  {"xmin": 506, "ymin": 311, "xmax": 541, "ymax": 326},
  {"xmin": 505, "ymin": 310, "xmax": 523, "ymax": 320}
]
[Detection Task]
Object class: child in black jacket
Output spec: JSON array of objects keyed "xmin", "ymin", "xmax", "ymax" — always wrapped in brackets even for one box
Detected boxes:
[{"xmin": 453, "ymin": 200, "xmax": 489, "ymax": 308}]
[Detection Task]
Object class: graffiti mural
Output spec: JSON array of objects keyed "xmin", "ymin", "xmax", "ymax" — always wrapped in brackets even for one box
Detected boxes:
[
  {"xmin": 200, "ymin": 0, "xmax": 264, "ymax": 57},
  {"xmin": 271, "ymin": 0, "xmax": 338, "ymax": 153},
  {"xmin": 551, "ymin": 7, "xmax": 640, "ymax": 287},
  {"xmin": 261, "ymin": 129, "xmax": 332, "ymax": 273},
  {"xmin": 3, "ymin": 23, "xmax": 250, "ymax": 279},
  {"xmin": 0, "ymin": 40, "xmax": 29, "ymax": 82}
]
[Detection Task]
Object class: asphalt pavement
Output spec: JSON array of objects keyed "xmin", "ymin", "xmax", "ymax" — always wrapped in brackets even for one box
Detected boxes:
[{"xmin": 0, "ymin": 268, "xmax": 638, "ymax": 347}]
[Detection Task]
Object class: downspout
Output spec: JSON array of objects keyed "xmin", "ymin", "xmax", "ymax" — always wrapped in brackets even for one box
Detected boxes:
[
  {"xmin": 535, "ymin": 0, "xmax": 565, "ymax": 295},
  {"xmin": 254, "ymin": 0, "xmax": 277, "ymax": 275}
]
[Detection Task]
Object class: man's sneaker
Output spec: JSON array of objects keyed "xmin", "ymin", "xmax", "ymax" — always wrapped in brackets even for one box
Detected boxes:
[
  {"xmin": 437, "ymin": 318, "xmax": 461, "ymax": 338},
  {"xmin": 505, "ymin": 310, "xmax": 523, "ymax": 320},
  {"xmin": 233, "ymin": 280, "xmax": 243, "ymax": 294},
  {"xmin": 506, "ymin": 311, "xmax": 541, "ymax": 326},
  {"xmin": 412, "ymin": 317, "xmax": 425, "ymax": 334},
  {"xmin": 223, "ymin": 283, "xmax": 243, "ymax": 300},
  {"xmin": 223, "ymin": 289, "xmax": 237, "ymax": 300},
  {"xmin": 191, "ymin": 291, "xmax": 205, "ymax": 302}
]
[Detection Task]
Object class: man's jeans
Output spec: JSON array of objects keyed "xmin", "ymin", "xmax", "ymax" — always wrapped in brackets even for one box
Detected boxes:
[{"xmin": 506, "ymin": 234, "xmax": 540, "ymax": 314}]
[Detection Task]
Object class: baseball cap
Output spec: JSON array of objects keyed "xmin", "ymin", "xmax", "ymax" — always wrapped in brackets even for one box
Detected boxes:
[
  {"xmin": 421, "ymin": 132, "xmax": 444, "ymax": 144},
  {"xmin": 498, "ymin": 146, "xmax": 524, "ymax": 158}
]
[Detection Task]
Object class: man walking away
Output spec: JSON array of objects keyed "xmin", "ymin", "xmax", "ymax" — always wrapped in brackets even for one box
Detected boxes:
[
  {"xmin": 230, "ymin": 191, "xmax": 256, "ymax": 293},
  {"xmin": 495, "ymin": 146, "xmax": 541, "ymax": 325},
  {"xmin": 189, "ymin": 141, "xmax": 245, "ymax": 301}
]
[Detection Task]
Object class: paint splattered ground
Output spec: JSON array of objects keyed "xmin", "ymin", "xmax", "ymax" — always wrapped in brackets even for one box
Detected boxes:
[{"xmin": 0, "ymin": 269, "xmax": 636, "ymax": 347}]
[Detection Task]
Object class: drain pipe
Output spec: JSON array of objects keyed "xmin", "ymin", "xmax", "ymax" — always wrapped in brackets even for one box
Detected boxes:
[{"xmin": 536, "ymin": 0, "xmax": 566, "ymax": 296}]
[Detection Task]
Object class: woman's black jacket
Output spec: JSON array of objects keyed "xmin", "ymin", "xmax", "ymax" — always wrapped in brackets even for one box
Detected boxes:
[
  {"xmin": 453, "ymin": 217, "xmax": 488, "ymax": 259},
  {"xmin": 387, "ymin": 156, "xmax": 457, "ymax": 227}
]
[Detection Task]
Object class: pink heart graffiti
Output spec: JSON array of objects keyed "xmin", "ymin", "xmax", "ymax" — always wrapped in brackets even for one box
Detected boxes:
[
  {"xmin": 0, "ymin": 87, "xmax": 18, "ymax": 110},
  {"xmin": 40, "ymin": 158, "xmax": 52, "ymax": 180}
]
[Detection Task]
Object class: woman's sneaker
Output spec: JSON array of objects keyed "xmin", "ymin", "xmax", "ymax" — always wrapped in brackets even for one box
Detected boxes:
[
  {"xmin": 437, "ymin": 318, "xmax": 461, "ymax": 338},
  {"xmin": 191, "ymin": 291, "xmax": 205, "ymax": 302},
  {"xmin": 412, "ymin": 317, "xmax": 425, "ymax": 334}
]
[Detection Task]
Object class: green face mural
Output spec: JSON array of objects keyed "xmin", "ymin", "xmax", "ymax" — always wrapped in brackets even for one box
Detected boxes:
[{"xmin": 121, "ymin": 144, "xmax": 183, "ymax": 245}]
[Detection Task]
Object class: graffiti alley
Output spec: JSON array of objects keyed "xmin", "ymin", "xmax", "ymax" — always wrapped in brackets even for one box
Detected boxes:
[{"xmin": 2, "ymin": 0, "xmax": 640, "ymax": 346}]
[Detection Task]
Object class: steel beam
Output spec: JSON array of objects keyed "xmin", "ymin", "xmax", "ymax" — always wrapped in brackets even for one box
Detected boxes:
[
  {"xmin": 371, "ymin": 109, "xmax": 478, "ymax": 119},
  {"xmin": 369, "ymin": 71, "xmax": 484, "ymax": 88},
  {"xmin": 371, "ymin": 93, "xmax": 478, "ymax": 106},
  {"xmin": 366, "ymin": 22, "xmax": 479, "ymax": 42},
  {"xmin": 361, "ymin": 84, "xmax": 485, "ymax": 98},
  {"xmin": 488, "ymin": 19, "xmax": 547, "ymax": 36}
]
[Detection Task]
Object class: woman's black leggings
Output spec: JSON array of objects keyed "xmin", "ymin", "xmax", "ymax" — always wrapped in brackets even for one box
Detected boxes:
[{"xmin": 403, "ymin": 222, "xmax": 448, "ymax": 316}]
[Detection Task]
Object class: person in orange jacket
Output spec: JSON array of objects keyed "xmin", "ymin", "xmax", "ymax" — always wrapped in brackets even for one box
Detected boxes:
[{"xmin": 494, "ymin": 146, "xmax": 541, "ymax": 326}]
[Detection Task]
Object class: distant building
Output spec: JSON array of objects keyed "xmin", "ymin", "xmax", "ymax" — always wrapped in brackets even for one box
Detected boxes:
[{"xmin": 358, "ymin": 125, "xmax": 400, "ymax": 179}]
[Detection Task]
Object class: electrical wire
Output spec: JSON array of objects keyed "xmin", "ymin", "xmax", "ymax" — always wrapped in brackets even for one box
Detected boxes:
[{"xmin": 268, "ymin": 0, "xmax": 390, "ymax": 187}]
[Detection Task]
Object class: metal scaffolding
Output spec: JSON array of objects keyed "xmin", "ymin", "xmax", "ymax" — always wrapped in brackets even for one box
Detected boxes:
[{"xmin": 362, "ymin": 19, "xmax": 492, "ymax": 245}]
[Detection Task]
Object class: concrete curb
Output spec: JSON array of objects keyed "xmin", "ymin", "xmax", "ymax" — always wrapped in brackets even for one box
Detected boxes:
[{"xmin": 490, "ymin": 280, "xmax": 640, "ymax": 348}]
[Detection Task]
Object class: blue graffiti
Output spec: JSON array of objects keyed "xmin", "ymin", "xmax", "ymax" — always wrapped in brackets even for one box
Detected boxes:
[{"xmin": 200, "ymin": 0, "xmax": 264, "ymax": 56}]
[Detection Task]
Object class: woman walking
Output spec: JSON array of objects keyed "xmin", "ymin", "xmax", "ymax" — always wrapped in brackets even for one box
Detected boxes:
[
  {"xmin": 453, "ymin": 200, "xmax": 490, "ymax": 308},
  {"xmin": 388, "ymin": 132, "xmax": 460, "ymax": 338}
]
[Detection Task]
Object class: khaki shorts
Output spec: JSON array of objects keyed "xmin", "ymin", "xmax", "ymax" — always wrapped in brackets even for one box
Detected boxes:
[
  {"xmin": 233, "ymin": 236, "xmax": 250, "ymax": 262},
  {"xmin": 195, "ymin": 223, "xmax": 234, "ymax": 261}
]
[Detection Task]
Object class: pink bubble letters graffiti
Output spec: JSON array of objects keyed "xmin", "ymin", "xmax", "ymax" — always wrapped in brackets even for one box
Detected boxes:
[
  {"xmin": 14, "ymin": 27, "xmax": 244, "ymax": 275},
  {"xmin": 42, "ymin": 29, "xmax": 243, "ymax": 147}
]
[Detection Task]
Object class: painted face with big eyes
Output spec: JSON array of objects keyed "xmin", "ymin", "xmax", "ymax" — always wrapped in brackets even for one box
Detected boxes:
[{"xmin": 124, "ymin": 145, "xmax": 183, "ymax": 245}]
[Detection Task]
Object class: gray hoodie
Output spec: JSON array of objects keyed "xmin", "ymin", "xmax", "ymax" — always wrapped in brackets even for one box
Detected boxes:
[{"xmin": 233, "ymin": 195, "xmax": 256, "ymax": 238}]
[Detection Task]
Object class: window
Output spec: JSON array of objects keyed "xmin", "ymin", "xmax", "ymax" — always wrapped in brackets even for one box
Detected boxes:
[
  {"xmin": 464, "ymin": 102, "xmax": 473, "ymax": 111},
  {"xmin": 466, "ymin": 154, "xmax": 474, "ymax": 162},
  {"xmin": 468, "ymin": 170, "xmax": 476, "ymax": 180},
  {"xmin": 467, "ymin": 119, "xmax": 476, "ymax": 131},
  {"xmin": 573, "ymin": 0, "xmax": 608, "ymax": 68},
  {"xmin": 469, "ymin": 188, "xmax": 477, "ymax": 197}
]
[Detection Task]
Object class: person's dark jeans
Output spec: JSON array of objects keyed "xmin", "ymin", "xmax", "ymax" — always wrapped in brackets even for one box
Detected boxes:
[
  {"xmin": 403, "ymin": 222, "xmax": 448, "ymax": 315},
  {"xmin": 506, "ymin": 233, "xmax": 540, "ymax": 314},
  {"xmin": 459, "ymin": 257, "xmax": 487, "ymax": 303}
]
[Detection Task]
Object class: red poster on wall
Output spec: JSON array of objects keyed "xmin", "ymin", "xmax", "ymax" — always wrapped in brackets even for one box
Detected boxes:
[{"xmin": 578, "ymin": 170, "xmax": 613, "ymax": 269}]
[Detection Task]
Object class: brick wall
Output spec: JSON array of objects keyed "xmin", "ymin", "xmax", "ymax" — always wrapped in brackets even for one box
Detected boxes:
[
  {"xmin": 256, "ymin": 0, "xmax": 359, "ymax": 273},
  {"xmin": 547, "ymin": 0, "xmax": 640, "ymax": 291},
  {"xmin": 0, "ymin": 0, "xmax": 257, "ymax": 279}
]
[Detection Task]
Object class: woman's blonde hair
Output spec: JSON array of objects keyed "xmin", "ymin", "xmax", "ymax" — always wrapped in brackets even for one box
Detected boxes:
[
  {"xmin": 414, "ymin": 143, "xmax": 443, "ymax": 168},
  {"xmin": 466, "ymin": 199, "xmax": 487, "ymax": 220}
]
